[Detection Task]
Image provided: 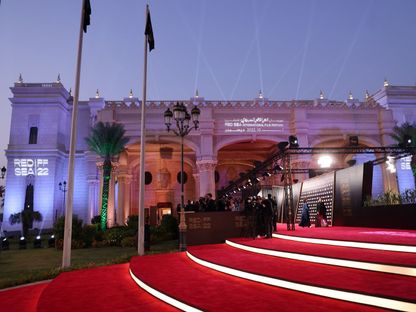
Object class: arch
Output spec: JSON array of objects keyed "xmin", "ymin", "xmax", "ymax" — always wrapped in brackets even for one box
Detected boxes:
[
  {"xmin": 215, "ymin": 135, "xmax": 283, "ymax": 153},
  {"xmin": 310, "ymin": 135, "xmax": 382, "ymax": 148},
  {"xmin": 126, "ymin": 136, "xmax": 200, "ymax": 155}
]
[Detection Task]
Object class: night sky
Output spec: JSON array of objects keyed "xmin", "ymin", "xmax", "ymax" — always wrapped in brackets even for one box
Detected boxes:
[{"xmin": 1, "ymin": 0, "xmax": 416, "ymax": 167}]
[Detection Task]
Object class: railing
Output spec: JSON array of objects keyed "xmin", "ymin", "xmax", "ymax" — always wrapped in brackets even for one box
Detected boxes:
[
  {"xmin": 14, "ymin": 82, "xmax": 62, "ymax": 88},
  {"xmin": 104, "ymin": 99, "xmax": 376, "ymax": 109}
]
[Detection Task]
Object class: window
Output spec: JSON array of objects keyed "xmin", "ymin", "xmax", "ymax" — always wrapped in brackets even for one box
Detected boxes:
[
  {"xmin": 29, "ymin": 127, "xmax": 38, "ymax": 144},
  {"xmin": 177, "ymin": 171, "xmax": 188, "ymax": 184},
  {"xmin": 145, "ymin": 171, "xmax": 152, "ymax": 185}
]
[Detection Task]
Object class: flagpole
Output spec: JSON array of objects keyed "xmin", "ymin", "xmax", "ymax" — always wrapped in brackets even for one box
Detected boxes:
[
  {"xmin": 62, "ymin": 0, "xmax": 86, "ymax": 268},
  {"xmin": 138, "ymin": 4, "xmax": 149, "ymax": 256}
]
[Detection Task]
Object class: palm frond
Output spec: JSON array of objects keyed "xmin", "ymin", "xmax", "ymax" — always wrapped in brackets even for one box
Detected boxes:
[{"xmin": 85, "ymin": 122, "xmax": 129, "ymax": 158}]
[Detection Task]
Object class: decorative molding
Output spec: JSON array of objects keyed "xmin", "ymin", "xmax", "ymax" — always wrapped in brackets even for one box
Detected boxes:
[
  {"xmin": 196, "ymin": 160, "xmax": 217, "ymax": 172},
  {"xmin": 103, "ymin": 99, "xmax": 383, "ymax": 110}
]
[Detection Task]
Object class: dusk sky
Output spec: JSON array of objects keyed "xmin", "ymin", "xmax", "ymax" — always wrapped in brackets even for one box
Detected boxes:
[{"xmin": 1, "ymin": 0, "xmax": 416, "ymax": 168}]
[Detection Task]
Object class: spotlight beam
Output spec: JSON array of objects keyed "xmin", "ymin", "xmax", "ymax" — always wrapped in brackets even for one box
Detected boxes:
[
  {"xmin": 173, "ymin": 2, "xmax": 226, "ymax": 100},
  {"xmin": 296, "ymin": 1, "xmax": 315, "ymax": 100},
  {"xmin": 193, "ymin": 0, "xmax": 206, "ymax": 94},
  {"xmin": 229, "ymin": 1, "xmax": 271, "ymax": 100},
  {"xmin": 329, "ymin": 1, "xmax": 373, "ymax": 98}
]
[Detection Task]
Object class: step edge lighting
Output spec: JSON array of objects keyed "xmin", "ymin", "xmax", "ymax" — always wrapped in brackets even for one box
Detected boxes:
[
  {"xmin": 273, "ymin": 233, "xmax": 416, "ymax": 253},
  {"xmin": 129, "ymin": 269, "xmax": 203, "ymax": 312},
  {"xmin": 225, "ymin": 240, "xmax": 416, "ymax": 277},
  {"xmin": 186, "ymin": 251, "xmax": 416, "ymax": 312}
]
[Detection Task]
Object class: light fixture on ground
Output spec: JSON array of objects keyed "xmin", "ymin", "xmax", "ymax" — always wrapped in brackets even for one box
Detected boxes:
[
  {"xmin": 19, "ymin": 236, "xmax": 26, "ymax": 249},
  {"xmin": 163, "ymin": 102, "xmax": 200, "ymax": 251},
  {"xmin": 48, "ymin": 235, "xmax": 56, "ymax": 248},
  {"xmin": 34, "ymin": 235, "xmax": 42, "ymax": 248},
  {"xmin": 1, "ymin": 237, "xmax": 9, "ymax": 250}
]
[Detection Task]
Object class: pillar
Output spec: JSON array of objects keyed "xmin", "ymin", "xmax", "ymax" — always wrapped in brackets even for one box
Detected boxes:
[
  {"xmin": 196, "ymin": 160, "xmax": 217, "ymax": 198},
  {"xmin": 193, "ymin": 172, "xmax": 200, "ymax": 199},
  {"xmin": 108, "ymin": 172, "xmax": 116, "ymax": 227},
  {"xmin": 117, "ymin": 174, "xmax": 132, "ymax": 225},
  {"xmin": 87, "ymin": 178, "xmax": 99, "ymax": 224}
]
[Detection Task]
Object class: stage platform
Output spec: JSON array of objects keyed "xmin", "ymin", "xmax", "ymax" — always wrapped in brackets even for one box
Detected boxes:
[{"xmin": 2, "ymin": 224, "xmax": 416, "ymax": 311}]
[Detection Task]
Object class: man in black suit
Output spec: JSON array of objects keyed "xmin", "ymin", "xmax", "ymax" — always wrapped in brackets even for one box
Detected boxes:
[
  {"xmin": 268, "ymin": 194, "xmax": 278, "ymax": 232},
  {"xmin": 205, "ymin": 193, "xmax": 216, "ymax": 212},
  {"xmin": 262, "ymin": 196, "xmax": 274, "ymax": 238}
]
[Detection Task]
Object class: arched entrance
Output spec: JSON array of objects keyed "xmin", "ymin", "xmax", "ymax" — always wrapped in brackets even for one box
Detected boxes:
[{"xmin": 119, "ymin": 139, "xmax": 197, "ymax": 225}]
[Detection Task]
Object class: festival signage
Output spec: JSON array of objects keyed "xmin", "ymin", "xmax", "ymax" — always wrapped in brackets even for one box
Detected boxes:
[
  {"xmin": 14, "ymin": 158, "xmax": 49, "ymax": 176},
  {"xmin": 400, "ymin": 156, "xmax": 412, "ymax": 170},
  {"xmin": 224, "ymin": 117, "xmax": 284, "ymax": 133}
]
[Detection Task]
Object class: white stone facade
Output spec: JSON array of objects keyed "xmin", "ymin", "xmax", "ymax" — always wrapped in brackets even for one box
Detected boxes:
[{"xmin": 2, "ymin": 82, "xmax": 416, "ymax": 232}]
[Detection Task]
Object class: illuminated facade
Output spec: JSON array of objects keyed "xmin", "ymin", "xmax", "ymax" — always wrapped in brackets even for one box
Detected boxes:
[{"xmin": 2, "ymin": 81, "xmax": 416, "ymax": 232}]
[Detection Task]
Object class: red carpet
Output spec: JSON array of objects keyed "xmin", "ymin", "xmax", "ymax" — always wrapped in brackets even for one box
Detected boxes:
[
  {"xmin": 276, "ymin": 224, "xmax": 416, "ymax": 245},
  {"xmin": 187, "ymin": 244, "xmax": 416, "ymax": 302},
  {"xmin": 3, "ymin": 225, "xmax": 415, "ymax": 311},
  {"xmin": 0, "ymin": 282, "xmax": 49, "ymax": 312},
  {"xmin": 37, "ymin": 263, "xmax": 177, "ymax": 312},
  {"xmin": 229, "ymin": 237, "xmax": 416, "ymax": 266},
  {"xmin": 130, "ymin": 253, "xmax": 387, "ymax": 312}
]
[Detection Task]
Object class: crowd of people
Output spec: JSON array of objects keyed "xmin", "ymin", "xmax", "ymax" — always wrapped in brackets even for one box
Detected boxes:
[
  {"xmin": 244, "ymin": 194, "xmax": 278, "ymax": 238},
  {"xmin": 181, "ymin": 193, "xmax": 241, "ymax": 213},
  {"xmin": 178, "ymin": 192, "xmax": 328, "ymax": 235},
  {"xmin": 299, "ymin": 197, "xmax": 328, "ymax": 228}
]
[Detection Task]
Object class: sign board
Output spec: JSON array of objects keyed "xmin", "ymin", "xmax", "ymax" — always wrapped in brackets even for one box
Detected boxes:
[{"xmin": 14, "ymin": 159, "xmax": 49, "ymax": 176}]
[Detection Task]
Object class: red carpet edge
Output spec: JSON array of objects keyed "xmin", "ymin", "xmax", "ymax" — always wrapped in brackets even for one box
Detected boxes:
[
  {"xmin": 226, "ymin": 239, "xmax": 416, "ymax": 277},
  {"xmin": 185, "ymin": 250, "xmax": 416, "ymax": 312},
  {"xmin": 129, "ymin": 268, "xmax": 203, "ymax": 312}
]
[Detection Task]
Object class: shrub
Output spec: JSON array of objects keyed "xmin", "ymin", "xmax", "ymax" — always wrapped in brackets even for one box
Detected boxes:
[
  {"xmin": 82, "ymin": 225, "xmax": 98, "ymax": 248},
  {"xmin": 55, "ymin": 239, "xmax": 84, "ymax": 250},
  {"xmin": 126, "ymin": 215, "xmax": 138, "ymax": 235},
  {"xmin": 104, "ymin": 226, "xmax": 130, "ymax": 246},
  {"xmin": 364, "ymin": 189, "xmax": 416, "ymax": 207},
  {"xmin": 54, "ymin": 215, "xmax": 83, "ymax": 241},
  {"xmin": 94, "ymin": 229, "xmax": 104, "ymax": 242},
  {"xmin": 159, "ymin": 214, "xmax": 178, "ymax": 239},
  {"xmin": 121, "ymin": 236, "xmax": 136, "ymax": 248},
  {"xmin": 91, "ymin": 215, "xmax": 101, "ymax": 224}
]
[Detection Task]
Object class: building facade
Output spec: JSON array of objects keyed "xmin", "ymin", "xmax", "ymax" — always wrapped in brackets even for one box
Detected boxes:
[{"xmin": 2, "ymin": 81, "xmax": 416, "ymax": 232}]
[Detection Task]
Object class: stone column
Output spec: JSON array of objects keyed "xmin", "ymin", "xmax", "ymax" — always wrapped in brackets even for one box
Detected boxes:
[
  {"xmin": 192, "ymin": 172, "xmax": 200, "ymax": 199},
  {"xmin": 117, "ymin": 174, "xmax": 132, "ymax": 225},
  {"xmin": 107, "ymin": 173, "xmax": 116, "ymax": 227},
  {"xmin": 196, "ymin": 160, "xmax": 217, "ymax": 198},
  {"xmin": 87, "ymin": 178, "xmax": 99, "ymax": 224},
  {"xmin": 379, "ymin": 114, "xmax": 399, "ymax": 193}
]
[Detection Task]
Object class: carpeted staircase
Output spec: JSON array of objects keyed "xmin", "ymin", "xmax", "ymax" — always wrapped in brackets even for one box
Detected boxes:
[
  {"xmin": 2, "ymin": 225, "xmax": 416, "ymax": 311},
  {"xmin": 130, "ymin": 226, "xmax": 416, "ymax": 311}
]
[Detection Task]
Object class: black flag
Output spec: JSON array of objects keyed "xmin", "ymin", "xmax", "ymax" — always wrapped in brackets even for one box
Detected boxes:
[
  {"xmin": 83, "ymin": 0, "xmax": 91, "ymax": 33},
  {"xmin": 145, "ymin": 8, "xmax": 155, "ymax": 51}
]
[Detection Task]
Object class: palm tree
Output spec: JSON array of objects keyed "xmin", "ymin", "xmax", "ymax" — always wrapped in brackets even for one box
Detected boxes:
[
  {"xmin": 390, "ymin": 122, "xmax": 416, "ymax": 179},
  {"xmin": 85, "ymin": 122, "xmax": 129, "ymax": 231},
  {"xmin": 9, "ymin": 210, "xmax": 42, "ymax": 237}
]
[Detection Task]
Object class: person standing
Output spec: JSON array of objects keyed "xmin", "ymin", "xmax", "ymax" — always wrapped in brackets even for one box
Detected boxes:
[
  {"xmin": 316, "ymin": 197, "xmax": 327, "ymax": 227},
  {"xmin": 267, "ymin": 194, "xmax": 278, "ymax": 232},
  {"xmin": 299, "ymin": 199, "xmax": 311, "ymax": 227},
  {"xmin": 262, "ymin": 196, "xmax": 274, "ymax": 238},
  {"xmin": 205, "ymin": 193, "xmax": 216, "ymax": 212}
]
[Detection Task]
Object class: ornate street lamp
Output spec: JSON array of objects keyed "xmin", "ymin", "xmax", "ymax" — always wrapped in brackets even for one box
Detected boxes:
[
  {"xmin": 58, "ymin": 181, "xmax": 67, "ymax": 222},
  {"xmin": 1, "ymin": 166, "xmax": 6, "ymax": 179},
  {"xmin": 163, "ymin": 102, "xmax": 200, "ymax": 251}
]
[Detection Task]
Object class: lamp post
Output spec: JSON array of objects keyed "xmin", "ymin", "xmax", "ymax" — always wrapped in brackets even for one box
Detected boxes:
[
  {"xmin": 58, "ymin": 181, "xmax": 67, "ymax": 222},
  {"xmin": 163, "ymin": 102, "xmax": 200, "ymax": 251},
  {"xmin": 1, "ymin": 166, "xmax": 6, "ymax": 179}
]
